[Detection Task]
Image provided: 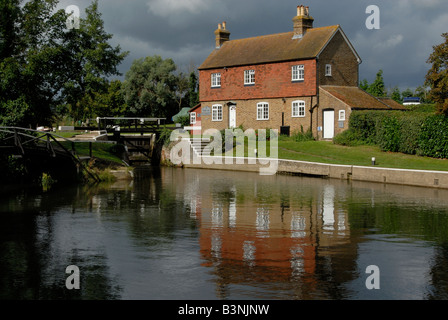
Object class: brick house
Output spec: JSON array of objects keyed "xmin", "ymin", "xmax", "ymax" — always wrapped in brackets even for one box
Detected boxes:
[{"xmin": 192, "ymin": 5, "xmax": 405, "ymax": 139}]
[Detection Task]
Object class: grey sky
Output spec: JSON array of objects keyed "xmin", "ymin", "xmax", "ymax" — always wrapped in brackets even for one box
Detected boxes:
[{"xmin": 57, "ymin": 0, "xmax": 448, "ymax": 91}]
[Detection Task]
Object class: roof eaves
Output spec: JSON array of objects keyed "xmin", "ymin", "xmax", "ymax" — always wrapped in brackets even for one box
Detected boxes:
[
  {"xmin": 189, "ymin": 103, "xmax": 201, "ymax": 112},
  {"xmin": 199, "ymin": 57, "xmax": 318, "ymax": 70},
  {"xmin": 320, "ymin": 86, "xmax": 391, "ymax": 110},
  {"xmin": 316, "ymin": 26, "xmax": 362, "ymax": 64}
]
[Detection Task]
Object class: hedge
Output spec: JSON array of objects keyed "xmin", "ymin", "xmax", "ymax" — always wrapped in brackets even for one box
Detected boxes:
[{"xmin": 334, "ymin": 110, "xmax": 448, "ymax": 159}]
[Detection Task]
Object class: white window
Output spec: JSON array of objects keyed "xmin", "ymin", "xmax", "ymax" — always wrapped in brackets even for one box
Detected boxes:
[
  {"xmin": 325, "ymin": 64, "xmax": 332, "ymax": 77},
  {"xmin": 244, "ymin": 69, "xmax": 255, "ymax": 85},
  {"xmin": 212, "ymin": 104, "xmax": 223, "ymax": 121},
  {"xmin": 292, "ymin": 65, "xmax": 305, "ymax": 81},
  {"xmin": 292, "ymin": 100, "xmax": 306, "ymax": 118},
  {"xmin": 211, "ymin": 73, "xmax": 221, "ymax": 87},
  {"xmin": 190, "ymin": 112, "xmax": 196, "ymax": 124},
  {"xmin": 339, "ymin": 110, "xmax": 346, "ymax": 121},
  {"xmin": 257, "ymin": 102, "xmax": 269, "ymax": 120}
]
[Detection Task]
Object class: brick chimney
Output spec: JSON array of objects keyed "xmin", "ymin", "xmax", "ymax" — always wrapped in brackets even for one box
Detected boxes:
[
  {"xmin": 292, "ymin": 5, "xmax": 314, "ymax": 39},
  {"xmin": 215, "ymin": 21, "xmax": 230, "ymax": 48}
]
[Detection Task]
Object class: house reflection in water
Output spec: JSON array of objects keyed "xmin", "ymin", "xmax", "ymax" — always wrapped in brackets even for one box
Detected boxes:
[{"xmin": 189, "ymin": 172, "xmax": 357, "ymax": 299}]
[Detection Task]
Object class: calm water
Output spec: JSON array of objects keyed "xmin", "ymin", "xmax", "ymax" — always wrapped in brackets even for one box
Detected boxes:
[{"xmin": 1, "ymin": 166, "xmax": 448, "ymax": 300}]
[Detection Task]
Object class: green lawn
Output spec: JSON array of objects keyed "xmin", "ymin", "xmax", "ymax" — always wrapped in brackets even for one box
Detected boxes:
[
  {"xmin": 54, "ymin": 130, "xmax": 448, "ymax": 172},
  {"xmin": 226, "ymin": 136, "xmax": 448, "ymax": 172},
  {"xmin": 277, "ymin": 140, "xmax": 448, "ymax": 171},
  {"xmin": 57, "ymin": 141, "xmax": 123, "ymax": 164},
  {"xmin": 53, "ymin": 131, "xmax": 83, "ymax": 138}
]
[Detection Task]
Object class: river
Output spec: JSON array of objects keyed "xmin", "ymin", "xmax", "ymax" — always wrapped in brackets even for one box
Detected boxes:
[{"xmin": 1, "ymin": 166, "xmax": 448, "ymax": 300}]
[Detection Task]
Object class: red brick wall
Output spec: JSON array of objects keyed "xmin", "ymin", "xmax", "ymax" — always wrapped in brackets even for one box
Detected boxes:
[{"xmin": 199, "ymin": 59, "xmax": 317, "ymax": 102}]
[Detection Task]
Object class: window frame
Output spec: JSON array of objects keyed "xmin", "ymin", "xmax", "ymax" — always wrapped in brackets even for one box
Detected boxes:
[
  {"xmin": 211, "ymin": 73, "xmax": 221, "ymax": 88},
  {"xmin": 292, "ymin": 65, "xmax": 305, "ymax": 82},
  {"xmin": 256, "ymin": 102, "xmax": 269, "ymax": 121},
  {"xmin": 244, "ymin": 69, "xmax": 256, "ymax": 85},
  {"xmin": 212, "ymin": 104, "xmax": 223, "ymax": 122},
  {"xmin": 190, "ymin": 112, "xmax": 196, "ymax": 124},
  {"xmin": 292, "ymin": 100, "xmax": 306, "ymax": 118},
  {"xmin": 339, "ymin": 110, "xmax": 346, "ymax": 121}
]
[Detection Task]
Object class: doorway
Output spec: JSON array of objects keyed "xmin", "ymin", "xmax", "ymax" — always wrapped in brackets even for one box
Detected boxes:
[
  {"xmin": 323, "ymin": 110, "xmax": 335, "ymax": 139},
  {"xmin": 229, "ymin": 105, "xmax": 236, "ymax": 128}
]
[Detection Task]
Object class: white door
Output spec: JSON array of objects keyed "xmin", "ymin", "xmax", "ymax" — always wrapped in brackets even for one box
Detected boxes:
[
  {"xmin": 323, "ymin": 110, "xmax": 335, "ymax": 139},
  {"xmin": 229, "ymin": 106, "xmax": 236, "ymax": 128}
]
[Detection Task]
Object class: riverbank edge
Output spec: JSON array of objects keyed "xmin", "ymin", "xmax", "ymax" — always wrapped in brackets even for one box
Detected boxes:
[{"xmin": 161, "ymin": 145, "xmax": 448, "ymax": 189}]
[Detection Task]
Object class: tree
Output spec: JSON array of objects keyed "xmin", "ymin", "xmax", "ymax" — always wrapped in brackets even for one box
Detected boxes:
[
  {"xmin": 415, "ymin": 85, "xmax": 431, "ymax": 103},
  {"xmin": 188, "ymin": 71, "xmax": 199, "ymax": 108},
  {"xmin": 174, "ymin": 72, "xmax": 190, "ymax": 112},
  {"xmin": 425, "ymin": 33, "xmax": 448, "ymax": 115},
  {"xmin": 83, "ymin": 80, "xmax": 127, "ymax": 118},
  {"xmin": 1, "ymin": 0, "xmax": 69, "ymax": 127},
  {"xmin": 0, "ymin": 0, "xmax": 128, "ymax": 127},
  {"xmin": 390, "ymin": 86, "xmax": 401, "ymax": 103},
  {"xmin": 0, "ymin": 0, "xmax": 21, "ymax": 60},
  {"xmin": 401, "ymin": 88, "xmax": 414, "ymax": 99},
  {"xmin": 367, "ymin": 69, "xmax": 386, "ymax": 97},
  {"xmin": 62, "ymin": 0, "xmax": 128, "ymax": 121},
  {"xmin": 122, "ymin": 55, "xmax": 178, "ymax": 118},
  {"xmin": 359, "ymin": 79, "xmax": 369, "ymax": 91}
]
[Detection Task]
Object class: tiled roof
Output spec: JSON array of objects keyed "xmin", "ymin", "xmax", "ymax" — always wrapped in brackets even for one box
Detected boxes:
[
  {"xmin": 199, "ymin": 25, "xmax": 340, "ymax": 70},
  {"xmin": 320, "ymin": 86, "xmax": 407, "ymax": 110},
  {"xmin": 377, "ymin": 97, "xmax": 407, "ymax": 110},
  {"xmin": 189, "ymin": 103, "xmax": 201, "ymax": 112}
]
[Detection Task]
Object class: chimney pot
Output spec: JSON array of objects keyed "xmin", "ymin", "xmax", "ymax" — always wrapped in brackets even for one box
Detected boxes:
[
  {"xmin": 215, "ymin": 22, "xmax": 230, "ymax": 48},
  {"xmin": 293, "ymin": 5, "xmax": 314, "ymax": 39}
]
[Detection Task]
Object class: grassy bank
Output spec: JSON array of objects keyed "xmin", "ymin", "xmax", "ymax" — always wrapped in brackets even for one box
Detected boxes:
[
  {"xmin": 224, "ymin": 135, "xmax": 448, "ymax": 172},
  {"xmin": 57, "ymin": 140, "xmax": 124, "ymax": 164},
  {"xmin": 58, "ymin": 129, "xmax": 447, "ymax": 173},
  {"xmin": 278, "ymin": 140, "xmax": 447, "ymax": 171}
]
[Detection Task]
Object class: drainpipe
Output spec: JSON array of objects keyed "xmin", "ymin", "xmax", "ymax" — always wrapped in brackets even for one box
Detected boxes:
[{"xmin": 316, "ymin": 58, "xmax": 320, "ymax": 140}]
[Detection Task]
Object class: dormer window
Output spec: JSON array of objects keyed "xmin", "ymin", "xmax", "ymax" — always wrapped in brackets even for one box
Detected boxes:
[{"xmin": 244, "ymin": 69, "xmax": 255, "ymax": 85}]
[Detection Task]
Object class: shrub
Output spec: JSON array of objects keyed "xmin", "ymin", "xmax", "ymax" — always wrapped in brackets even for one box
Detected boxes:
[
  {"xmin": 292, "ymin": 126, "xmax": 315, "ymax": 142},
  {"xmin": 397, "ymin": 113, "xmax": 426, "ymax": 155},
  {"xmin": 333, "ymin": 129, "xmax": 363, "ymax": 146},
  {"xmin": 175, "ymin": 114, "xmax": 191, "ymax": 127},
  {"xmin": 158, "ymin": 127, "xmax": 173, "ymax": 146},
  {"xmin": 348, "ymin": 111, "xmax": 382, "ymax": 144},
  {"xmin": 417, "ymin": 115, "xmax": 448, "ymax": 158},
  {"xmin": 377, "ymin": 115, "xmax": 401, "ymax": 152},
  {"xmin": 338, "ymin": 110, "xmax": 448, "ymax": 159}
]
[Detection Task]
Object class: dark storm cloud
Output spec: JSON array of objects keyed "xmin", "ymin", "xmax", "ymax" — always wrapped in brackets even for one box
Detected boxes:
[{"xmin": 56, "ymin": 0, "xmax": 448, "ymax": 90}]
